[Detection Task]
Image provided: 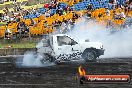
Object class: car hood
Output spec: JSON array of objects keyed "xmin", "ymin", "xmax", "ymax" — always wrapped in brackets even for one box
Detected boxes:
[{"xmin": 79, "ymin": 41, "xmax": 103, "ymax": 50}]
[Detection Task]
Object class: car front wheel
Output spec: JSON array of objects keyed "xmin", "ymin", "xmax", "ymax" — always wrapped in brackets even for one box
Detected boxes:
[{"xmin": 82, "ymin": 50, "xmax": 97, "ymax": 62}]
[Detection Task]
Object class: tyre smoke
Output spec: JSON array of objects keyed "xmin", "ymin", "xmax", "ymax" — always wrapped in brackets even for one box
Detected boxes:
[
  {"xmin": 67, "ymin": 17, "xmax": 132, "ymax": 58},
  {"xmin": 16, "ymin": 40, "xmax": 55, "ymax": 68}
]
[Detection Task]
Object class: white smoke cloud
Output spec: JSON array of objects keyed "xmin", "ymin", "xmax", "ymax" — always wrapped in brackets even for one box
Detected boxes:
[
  {"xmin": 17, "ymin": 40, "xmax": 55, "ymax": 67},
  {"xmin": 21, "ymin": 51, "xmax": 43, "ymax": 67},
  {"xmin": 67, "ymin": 17, "xmax": 132, "ymax": 58}
]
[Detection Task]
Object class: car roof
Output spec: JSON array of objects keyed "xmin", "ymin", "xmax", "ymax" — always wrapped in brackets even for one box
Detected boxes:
[{"xmin": 53, "ymin": 34, "xmax": 69, "ymax": 37}]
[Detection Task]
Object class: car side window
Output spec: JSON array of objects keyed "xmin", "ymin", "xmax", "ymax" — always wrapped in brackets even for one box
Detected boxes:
[{"xmin": 57, "ymin": 36, "xmax": 77, "ymax": 46}]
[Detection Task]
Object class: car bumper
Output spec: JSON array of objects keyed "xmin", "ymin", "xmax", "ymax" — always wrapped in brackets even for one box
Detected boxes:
[{"xmin": 97, "ymin": 49, "xmax": 105, "ymax": 56}]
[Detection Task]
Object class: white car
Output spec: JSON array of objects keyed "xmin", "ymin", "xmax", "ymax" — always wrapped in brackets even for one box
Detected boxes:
[{"xmin": 37, "ymin": 34, "xmax": 104, "ymax": 63}]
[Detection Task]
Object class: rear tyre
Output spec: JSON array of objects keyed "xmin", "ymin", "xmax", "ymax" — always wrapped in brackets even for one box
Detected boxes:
[
  {"xmin": 82, "ymin": 50, "xmax": 97, "ymax": 62},
  {"xmin": 41, "ymin": 54, "xmax": 55, "ymax": 63},
  {"xmin": 45, "ymin": 54, "xmax": 56, "ymax": 62}
]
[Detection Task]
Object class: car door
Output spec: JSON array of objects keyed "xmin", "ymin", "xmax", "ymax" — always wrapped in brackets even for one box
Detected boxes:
[
  {"xmin": 70, "ymin": 38, "xmax": 82, "ymax": 60},
  {"xmin": 56, "ymin": 35, "xmax": 81, "ymax": 60},
  {"xmin": 57, "ymin": 36, "xmax": 72, "ymax": 53},
  {"xmin": 56, "ymin": 36, "xmax": 74, "ymax": 60}
]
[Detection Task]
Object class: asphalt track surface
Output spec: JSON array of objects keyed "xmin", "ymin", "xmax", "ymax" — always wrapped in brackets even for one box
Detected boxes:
[{"xmin": 0, "ymin": 57, "xmax": 132, "ymax": 88}]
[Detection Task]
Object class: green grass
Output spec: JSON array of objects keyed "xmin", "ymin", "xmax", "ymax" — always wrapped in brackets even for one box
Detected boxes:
[
  {"xmin": 0, "ymin": 42, "xmax": 36, "ymax": 48},
  {"xmin": 0, "ymin": 22, "xmax": 6, "ymax": 24}
]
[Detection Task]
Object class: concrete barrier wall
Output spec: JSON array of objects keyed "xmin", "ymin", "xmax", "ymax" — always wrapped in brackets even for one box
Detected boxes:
[{"xmin": 0, "ymin": 48, "xmax": 36, "ymax": 56}]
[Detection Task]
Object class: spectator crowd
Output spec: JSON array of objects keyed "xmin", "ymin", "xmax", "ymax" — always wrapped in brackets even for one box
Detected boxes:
[{"xmin": 0, "ymin": 0, "xmax": 131, "ymax": 40}]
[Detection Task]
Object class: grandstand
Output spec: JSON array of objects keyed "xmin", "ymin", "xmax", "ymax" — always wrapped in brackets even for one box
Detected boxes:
[{"xmin": 0, "ymin": 0, "xmax": 131, "ymax": 48}]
